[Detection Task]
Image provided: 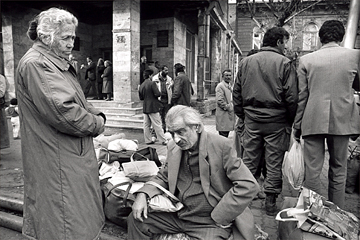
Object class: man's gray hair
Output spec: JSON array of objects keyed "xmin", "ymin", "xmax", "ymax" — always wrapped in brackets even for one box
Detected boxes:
[
  {"xmin": 31, "ymin": 8, "xmax": 78, "ymax": 46},
  {"xmin": 166, "ymin": 105, "xmax": 204, "ymax": 131}
]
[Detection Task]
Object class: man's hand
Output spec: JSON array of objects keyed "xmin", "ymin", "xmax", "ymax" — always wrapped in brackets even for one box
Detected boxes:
[
  {"xmin": 293, "ymin": 128, "xmax": 301, "ymax": 142},
  {"xmin": 132, "ymin": 193, "xmax": 149, "ymax": 222}
]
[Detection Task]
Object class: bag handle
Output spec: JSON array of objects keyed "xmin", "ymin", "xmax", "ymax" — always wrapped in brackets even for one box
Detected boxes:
[
  {"xmin": 146, "ymin": 181, "xmax": 180, "ymax": 202},
  {"xmin": 130, "ymin": 152, "xmax": 149, "ymax": 162},
  {"xmin": 106, "ymin": 181, "xmax": 133, "ymax": 206}
]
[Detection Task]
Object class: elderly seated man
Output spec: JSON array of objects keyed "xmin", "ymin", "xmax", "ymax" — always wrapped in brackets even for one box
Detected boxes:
[{"xmin": 128, "ymin": 105, "xmax": 259, "ymax": 240}]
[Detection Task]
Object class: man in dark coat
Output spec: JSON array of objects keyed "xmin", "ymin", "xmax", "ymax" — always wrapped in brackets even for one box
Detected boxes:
[
  {"xmin": 171, "ymin": 63, "xmax": 193, "ymax": 106},
  {"xmin": 82, "ymin": 56, "xmax": 97, "ymax": 99},
  {"xmin": 139, "ymin": 69, "xmax": 168, "ymax": 145},
  {"xmin": 233, "ymin": 27, "xmax": 298, "ymax": 216}
]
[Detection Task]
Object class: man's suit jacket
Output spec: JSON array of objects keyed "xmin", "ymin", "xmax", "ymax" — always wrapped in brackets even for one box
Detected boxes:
[
  {"xmin": 138, "ymin": 130, "xmax": 259, "ymax": 239},
  {"xmin": 139, "ymin": 78, "xmax": 162, "ymax": 114},
  {"xmin": 85, "ymin": 61, "xmax": 96, "ymax": 81},
  {"xmin": 294, "ymin": 43, "xmax": 360, "ymax": 136},
  {"xmin": 171, "ymin": 72, "xmax": 193, "ymax": 106}
]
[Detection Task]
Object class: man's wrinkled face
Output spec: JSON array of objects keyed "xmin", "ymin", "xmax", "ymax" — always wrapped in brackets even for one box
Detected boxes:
[
  {"xmin": 223, "ymin": 71, "xmax": 232, "ymax": 83},
  {"xmin": 168, "ymin": 118, "xmax": 198, "ymax": 150},
  {"xmin": 52, "ymin": 23, "xmax": 76, "ymax": 59}
]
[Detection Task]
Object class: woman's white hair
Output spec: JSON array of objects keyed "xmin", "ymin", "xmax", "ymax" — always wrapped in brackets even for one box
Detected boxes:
[{"xmin": 27, "ymin": 7, "xmax": 78, "ymax": 46}]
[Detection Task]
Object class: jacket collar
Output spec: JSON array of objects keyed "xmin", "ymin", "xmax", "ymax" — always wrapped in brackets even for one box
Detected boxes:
[
  {"xmin": 320, "ymin": 42, "xmax": 340, "ymax": 50},
  {"xmin": 260, "ymin": 46, "xmax": 284, "ymax": 56},
  {"xmin": 32, "ymin": 40, "xmax": 71, "ymax": 72},
  {"xmin": 167, "ymin": 130, "xmax": 212, "ymax": 200}
]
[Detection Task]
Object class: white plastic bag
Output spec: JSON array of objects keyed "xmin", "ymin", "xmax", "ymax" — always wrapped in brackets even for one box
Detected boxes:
[{"xmin": 282, "ymin": 141, "xmax": 304, "ymax": 190}]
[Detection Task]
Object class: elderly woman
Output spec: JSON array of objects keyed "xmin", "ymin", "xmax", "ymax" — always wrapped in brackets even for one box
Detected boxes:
[
  {"xmin": 15, "ymin": 8, "xmax": 106, "ymax": 240},
  {"xmin": 102, "ymin": 60, "xmax": 113, "ymax": 101}
]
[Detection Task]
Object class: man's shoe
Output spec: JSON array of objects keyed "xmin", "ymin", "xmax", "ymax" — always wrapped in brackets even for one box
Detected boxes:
[
  {"xmin": 162, "ymin": 140, "xmax": 168, "ymax": 145},
  {"xmin": 265, "ymin": 194, "xmax": 278, "ymax": 216},
  {"xmin": 146, "ymin": 141, "xmax": 155, "ymax": 145},
  {"xmin": 91, "ymin": 97, "xmax": 99, "ymax": 100}
]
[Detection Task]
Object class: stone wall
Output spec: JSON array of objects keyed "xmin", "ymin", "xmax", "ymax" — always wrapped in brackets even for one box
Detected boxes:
[{"xmin": 140, "ymin": 17, "xmax": 176, "ymax": 79}]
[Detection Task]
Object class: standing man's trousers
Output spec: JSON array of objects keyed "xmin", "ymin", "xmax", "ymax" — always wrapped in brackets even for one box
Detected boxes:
[
  {"xmin": 302, "ymin": 134, "xmax": 349, "ymax": 209},
  {"xmin": 242, "ymin": 120, "xmax": 291, "ymax": 195}
]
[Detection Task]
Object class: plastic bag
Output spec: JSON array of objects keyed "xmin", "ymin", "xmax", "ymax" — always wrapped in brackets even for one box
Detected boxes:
[
  {"xmin": 276, "ymin": 188, "xmax": 359, "ymax": 240},
  {"xmin": 282, "ymin": 141, "xmax": 304, "ymax": 190}
]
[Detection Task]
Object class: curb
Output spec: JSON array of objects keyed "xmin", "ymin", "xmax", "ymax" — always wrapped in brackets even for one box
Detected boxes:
[
  {"xmin": 0, "ymin": 197, "xmax": 124, "ymax": 240},
  {"xmin": 0, "ymin": 196, "xmax": 23, "ymax": 213}
]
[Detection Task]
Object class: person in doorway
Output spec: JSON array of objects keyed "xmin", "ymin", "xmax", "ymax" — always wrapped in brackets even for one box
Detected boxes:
[
  {"xmin": 293, "ymin": 20, "xmax": 360, "ymax": 209},
  {"xmin": 152, "ymin": 65, "xmax": 173, "ymax": 132},
  {"xmin": 102, "ymin": 60, "xmax": 113, "ymax": 101},
  {"xmin": 69, "ymin": 54, "xmax": 82, "ymax": 84},
  {"xmin": 0, "ymin": 73, "xmax": 10, "ymax": 149},
  {"xmin": 215, "ymin": 69, "xmax": 235, "ymax": 138},
  {"xmin": 139, "ymin": 69, "xmax": 168, "ymax": 145},
  {"xmin": 15, "ymin": 8, "xmax": 106, "ymax": 239},
  {"xmin": 147, "ymin": 60, "xmax": 159, "ymax": 80},
  {"xmin": 127, "ymin": 105, "xmax": 259, "ymax": 240},
  {"xmin": 82, "ymin": 56, "xmax": 97, "ymax": 99},
  {"xmin": 233, "ymin": 27, "xmax": 298, "ymax": 216},
  {"xmin": 171, "ymin": 63, "xmax": 193, "ymax": 107},
  {"xmin": 5, "ymin": 98, "xmax": 21, "ymax": 139},
  {"xmin": 140, "ymin": 55, "xmax": 147, "ymax": 85},
  {"xmin": 96, "ymin": 58, "xmax": 105, "ymax": 100}
]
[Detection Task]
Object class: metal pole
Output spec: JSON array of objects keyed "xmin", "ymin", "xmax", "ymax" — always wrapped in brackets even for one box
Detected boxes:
[{"xmin": 343, "ymin": 0, "xmax": 360, "ymax": 49}]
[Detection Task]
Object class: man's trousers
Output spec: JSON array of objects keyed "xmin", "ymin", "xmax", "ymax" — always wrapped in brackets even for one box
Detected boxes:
[
  {"xmin": 242, "ymin": 120, "xmax": 291, "ymax": 195},
  {"xmin": 127, "ymin": 212, "xmax": 231, "ymax": 240},
  {"xmin": 302, "ymin": 134, "xmax": 349, "ymax": 209},
  {"xmin": 143, "ymin": 112, "xmax": 167, "ymax": 144}
]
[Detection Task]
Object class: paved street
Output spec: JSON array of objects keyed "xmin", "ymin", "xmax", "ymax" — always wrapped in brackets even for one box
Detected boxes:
[{"xmin": 1, "ymin": 114, "xmax": 359, "ymax": 240}]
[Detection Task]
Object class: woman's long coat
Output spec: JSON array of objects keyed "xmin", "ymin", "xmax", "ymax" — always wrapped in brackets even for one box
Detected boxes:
[
  {"xmin": 215, "ymin": 81, "xmax": 235, "ymax": 131},
  {"xmin": 15, "ymin": 41, "xmax": 105, "ymax": 240},
  {"xmin": 102, "ymin": 66, "xmax": 113, "ymax": 94}
]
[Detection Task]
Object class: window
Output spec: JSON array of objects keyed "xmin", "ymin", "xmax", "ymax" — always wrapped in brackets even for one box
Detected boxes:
[{"xmin": 303, "ymin": 23, "xmax": 319, "ymax": 51}]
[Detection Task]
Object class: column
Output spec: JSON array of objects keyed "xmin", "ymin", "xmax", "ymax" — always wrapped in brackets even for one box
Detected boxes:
[
  {"xmin": 1, "ymin": 13, "xmax": 15, "ymax": 96},
  {"xmin": 196, "ymin": 9, "xmax": 209, "ymax": 101},
  {"xmin": 112, "ymin": 0, "xmax": 140, "ymax": 105}
]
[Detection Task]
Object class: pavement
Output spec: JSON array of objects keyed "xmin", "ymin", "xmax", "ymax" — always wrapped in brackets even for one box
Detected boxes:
[{"xmin": 1, "ymin": 114, "xmax": 359, "ymax": 240}]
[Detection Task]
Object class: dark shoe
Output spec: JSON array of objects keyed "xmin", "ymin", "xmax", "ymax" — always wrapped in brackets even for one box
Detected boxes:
[
  {"xmin": 105, "ymin": 98, "xmax": 111, "ymax": 101},
  {"xmin": 265, "ymin": 194, "xmax": 278, "ymax": 216},
  {"xmin": 146, "ymin": 141, "xmax": 155, "ymax": 145}
]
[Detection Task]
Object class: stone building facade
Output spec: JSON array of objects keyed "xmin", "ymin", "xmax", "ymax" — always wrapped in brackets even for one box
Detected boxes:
[{"xmin": 1, "ymin": 0, "xmax": 241, "ymax": 114}]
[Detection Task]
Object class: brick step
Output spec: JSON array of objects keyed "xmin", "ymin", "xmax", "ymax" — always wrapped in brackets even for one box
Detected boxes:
[
  {"xmin": 105, "ymin": 113, "xmax": 143, "ymax": 120},
  {"xmin": 105, "ymin": 117, "xmax": 143, "ymax": 129},
  {"xmin": 99, "ymin": 107, "xmax": 143, "ymax": 115}
]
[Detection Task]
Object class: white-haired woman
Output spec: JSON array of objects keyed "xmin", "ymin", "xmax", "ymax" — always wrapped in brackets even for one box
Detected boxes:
[{"xmin": 15, "ymin": 8, "xmax": 105, "ymax": 240}]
